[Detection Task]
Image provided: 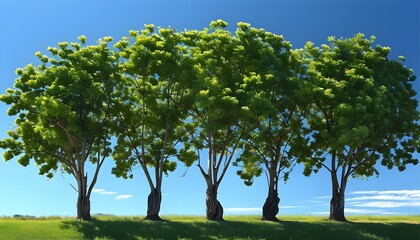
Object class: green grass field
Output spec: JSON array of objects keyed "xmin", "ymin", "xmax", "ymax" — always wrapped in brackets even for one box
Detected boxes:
[{"xmin": 0, "ymin": 215, "xmax": 419, "ymax": 240}]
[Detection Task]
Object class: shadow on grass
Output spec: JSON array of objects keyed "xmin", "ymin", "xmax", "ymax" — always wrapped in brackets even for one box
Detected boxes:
[{"xmin": 60, "ymin": 219, "xmax": 420, "ymax": 240}]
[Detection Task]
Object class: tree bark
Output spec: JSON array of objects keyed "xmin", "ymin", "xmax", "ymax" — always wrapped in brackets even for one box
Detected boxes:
[
  {"xmin": 206, "ymin": 185, "xmax": 223, "ymax": 221},
  {"xmin": 329, "ymin": 151, "xmax": 347, "ymax": 222},
  {"xmin": 76, "ymin": 188, "xmax": 92, "ymax": 221},
  {"xmin": 145, "ymin": 188, "xmax": 163, "ymax": 221},
  {"xmin": 262, "ymin": 190, "xmax": 280, "ymax": 221},
  {"xmin": 262, "ymin": 163, "xmax": 280, "ymax": 221},
  {"xmin": 329, "ymin": 192, "xmax": 347, "ymax": 221}
]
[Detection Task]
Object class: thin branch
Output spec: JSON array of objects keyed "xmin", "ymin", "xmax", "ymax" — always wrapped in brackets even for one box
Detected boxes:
[
  {"xmin": 245, "ymin": 138, "xmax": 270, "ymax": 168},
  {"xmin": 340, "ymin": 147, "xmax": 354, "ymax": 192},
  {"xmin": 217, "ymin": 125, "xmax": 246, "ymax": 185},
  {"xmin": 310, "ymin": 155, "xmax": 332, "ymax": 173},
  {"xmin": 69, "ymin": 182, "xmax": 78, "ymax": 193},
  {"xmin": 197, "ymin": 162, "xmax": 209, "ymax": 180}
]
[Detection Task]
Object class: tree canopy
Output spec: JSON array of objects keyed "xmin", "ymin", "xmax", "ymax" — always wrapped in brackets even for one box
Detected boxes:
[{"xmin": 0, "ymin": 36, "xmax": 120, "ymax": 220}]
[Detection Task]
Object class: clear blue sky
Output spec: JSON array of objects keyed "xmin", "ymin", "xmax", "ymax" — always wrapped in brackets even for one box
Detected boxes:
[{"xmin": 0, "ymin": 0, "xmax": 419, "ymax": 217}]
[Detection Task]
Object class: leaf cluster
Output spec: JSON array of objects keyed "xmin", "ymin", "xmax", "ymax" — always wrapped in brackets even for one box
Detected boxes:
[
  {"xmin": 0, "ymin": 36, "xmax": 119, "ymax": 178},
  {"xmin": 300, "ymin": 33, "xmax": 420, "ymax": 178}
]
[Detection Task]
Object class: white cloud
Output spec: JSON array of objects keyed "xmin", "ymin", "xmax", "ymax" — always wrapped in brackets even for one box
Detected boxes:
[
  {"xmin": 314, "ymin": 195, "xmax": 330, "ymax": 199},
  {"xmin": 298, "ymin": 200, "xmax": 324, "ymax": 203},
  {"xmin": 350, "ymin": 201, "xmax": 420, "ymax": 208},
  {"xmin": 93, "ymin": 188, "xmax": 117, "ymax": 195},
  {"xmin": 279, "ymin": 205, "xmax": 303, "ymax": 209},
  {"xmin": 347, "ymin": 195, "xmax": 414, "ymax": 202},
  {"xmin": 309, "ymin": 189, "xmax": 420, "ymax": 215},
  {"xmin": 115, "ymin": 194, "xmax": 134, "ymax": 200},
  {"xmin": 350, "ymin": 190, "xmax": 420, "ymax": 197},
  {"xmin": 346, "ymin": 189, "xmax": 420, "ymax": 210},
  {"xmin": 225, "ymin": 207, "xmax": 260, "ymax": 212},
  {"xmin": 351, "ymin": 190, "xmax": 380, "ymax": 195},
  {"xmin": 344, "ymin": 208, "xmax": 380, "ymax": 214}
]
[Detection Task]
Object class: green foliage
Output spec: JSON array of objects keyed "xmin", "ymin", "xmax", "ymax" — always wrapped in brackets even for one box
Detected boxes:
[
  {"xmin": 111, "ymin": 24, "xmax": 195, "ymax": 189},
  {"xmin": 0, "ymin": 36, "xmax": 119, "ymax": 179},
  {"xmin": 301, "ymin": 33, "xmax": 419, "ymax": 187},
  {"xmin": 179, "ymin": 20, "xmax": 250, "ymax": 189},
  {"xmin": 233, "ymin": 22, "xmax": 308, "ymax": 188}
]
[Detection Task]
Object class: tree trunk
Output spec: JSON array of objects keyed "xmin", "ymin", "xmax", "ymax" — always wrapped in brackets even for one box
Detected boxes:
[
  {"xmin": 206, "ymin": 185, "xmax": 223, "ymax": 221},
  {"xmin": 76, "ymin": 190, "xmax": 92, "ymax": 221},
  {"xmin": 329, "ymin": 192, "xmax": 347, "ymax": 221},
  {"xmin": 329, "ymin": 151, "xmax": 347, "ymax": 222},
  {"xmin": 145, "ymin": 188, "xmax": 163, "ymax": 221},
  {"xmin": 262, "ymin": 164, "xmax": 280, "ymax": 221},
  {"xmin": 262, "ymin": 190, "xmax": 280, "ymax": 221}
]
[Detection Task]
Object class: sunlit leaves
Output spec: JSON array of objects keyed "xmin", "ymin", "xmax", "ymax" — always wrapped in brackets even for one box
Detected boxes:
[
  {"xmin": 209, "ymin": 19, "xmax": 228, "ymax": 29},
  {"xmin": 0, "ymin": 34, "xmax": 119, "ymax": 179},
  {"xmin": 232, "ymin": 22, "xmax": 307, "ymax": 188},
  {"xmin": 301, "ymin": 33, "xmax": 419, "ymax": 180},
  {"xmin": 111, "ymin": 24, "xmax": 194, "ymax": 186}
]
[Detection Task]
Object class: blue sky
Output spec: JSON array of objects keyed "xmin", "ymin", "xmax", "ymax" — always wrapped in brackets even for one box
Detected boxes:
[{"xmin": 0, "ymin": 0, "xmax": 419, "ymax": 217}]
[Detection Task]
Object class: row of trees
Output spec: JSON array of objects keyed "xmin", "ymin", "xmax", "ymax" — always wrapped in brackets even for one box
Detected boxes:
[{"xmin": 1, "ymin": 20, "xmax": 419, "ymax": 222}]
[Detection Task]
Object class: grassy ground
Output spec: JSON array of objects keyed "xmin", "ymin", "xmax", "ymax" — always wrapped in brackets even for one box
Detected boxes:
[{"xmin": 0, "ymin": 215, "xmax": 418, "ymax": 240}]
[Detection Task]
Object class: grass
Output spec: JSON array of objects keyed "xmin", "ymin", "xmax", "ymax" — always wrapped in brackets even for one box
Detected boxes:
[{"xmin": 0, "ymin": 215, "xmax": 418, "ymax": 240}]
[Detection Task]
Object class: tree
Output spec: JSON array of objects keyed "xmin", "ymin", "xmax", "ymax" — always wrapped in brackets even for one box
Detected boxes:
[
  {"xmin": 182, "ymin": 20, "xmax": 249, "ymax": 221},
  {"xmin": 232, "ymin": 23, "xmax": 308, "ymax": 221},
  {"xmin": 0, "ymin": 36, "xmax": 119, "ymax": 221},
  {"xmin": 111, "ymin": 25, "xmax": 195, "ymax": 220},
  {"xmin": 300, "ymin": 34, "xmax": 420, "ymax": 221}
]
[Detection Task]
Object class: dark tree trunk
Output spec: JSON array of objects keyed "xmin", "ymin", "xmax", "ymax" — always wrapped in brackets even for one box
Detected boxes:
[
  {"xmin": 145, "ymin": 188, "xmax": 163, "ymax": 221},
  {"xmin": 329, "ymin": 151, "xmax": 347, "ymax": 222},
  {"xmin": 206, "ymin": 185, "xmax": 223, "ymax": 221},
  {"xmin": 262, "ymin": 191, "xmax": 280, "ymax": 221},
  {"xmin": 329, "ymin": 193, "xmax": 347, "ymax": 221},
  {"xmin": 76, "ymin": 191, "xmax": 92, "ymax": 221},
  {"xmin": 262, "ymin": 165, "xmax": 280, "ymax": 221}
]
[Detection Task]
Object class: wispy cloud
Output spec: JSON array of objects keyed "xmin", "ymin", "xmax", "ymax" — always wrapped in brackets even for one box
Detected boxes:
[
  {"xmin": 314, "ymin": 195, "xmax": 330, "ymax": 199},
  {"xmin": 347, "ymin": 195, "xmax": 413, "ymax": 202},
  {"xmin": 93, "ymin": 188, "xmax": 117, "ymax": 195},
  {"xmin": 93, "ymin": 189, "xmax": 134, "ymax": 200},
  {"xmin": 309, "ymin": 189, "xmax": 420, "ymax": 215},
  {"xmin": 350, "ymin": 190, "xmax": 420, "ymax": 197},
  {"xmin": 280, "ymin": 205, "xmax": 303, "ymax": 209},
  {"xmin": 344, "ymin": 208, "xmax": 381, "ymax": 214},
  {"xmin": 347, "ymin": 189, "xmax": 420, "ymax": 209},
  {"xmin": 225, "ymin": 207, "xmax": 260, "ymax": 212},
  {"xmin": 298, "ymin": 200, "xmax": 324, "ymax": 203},
  {"xmin": 350, "ymin": 201, "xmax": 420, "ymax": 208},
  {"xmin": 115, "ymin": 194, "xmax": 134, "ymax": 200}
]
